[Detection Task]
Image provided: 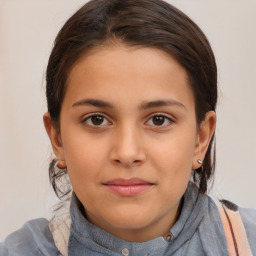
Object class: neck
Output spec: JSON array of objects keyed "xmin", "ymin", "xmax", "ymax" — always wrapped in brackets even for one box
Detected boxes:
[{"xmin": 86, "ymin": 198, "xmax": 183, "ymax": 242}]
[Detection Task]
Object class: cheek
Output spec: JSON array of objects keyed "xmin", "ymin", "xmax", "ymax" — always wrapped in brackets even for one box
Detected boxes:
[
  {"xmin": 151, "ymin": 131, "xmax": 196, "ymax": 169},
  {"xmin": 148, "ymin": 128, "xmax": 197, "ymax": 191},
  {"xmin": 151, "ymin": 139, "xmax": 195, "ymax": 205},
  {"xmin": 61, "ymin": 129, "xmax": 109, "ymax": 184},
  {"xmin": 64, "ymin": 138, "xmax": 109, "ymax": 207}
]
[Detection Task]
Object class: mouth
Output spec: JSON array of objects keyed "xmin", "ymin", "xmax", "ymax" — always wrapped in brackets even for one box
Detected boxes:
[{"xmin": 103, "ymin": 178, "xmax": 154, "ymax": 196}]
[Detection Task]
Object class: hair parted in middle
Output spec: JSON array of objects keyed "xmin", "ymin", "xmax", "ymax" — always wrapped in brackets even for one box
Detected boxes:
[{"xmin": 46, "ymin": 0, "xmax": 217, "ymax": 198}]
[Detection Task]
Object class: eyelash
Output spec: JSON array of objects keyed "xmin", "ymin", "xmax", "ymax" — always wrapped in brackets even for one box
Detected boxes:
[
  {"xmin": 145, "ymin": 114, "xmax": 174, "ymax": 127},
  {"xmin": 81, "ymin": 113, "xmax": 174, "ymax": 128},
  {"xmin": 81, "ymin": 113, "xmax": 111, "ymax": 127}
]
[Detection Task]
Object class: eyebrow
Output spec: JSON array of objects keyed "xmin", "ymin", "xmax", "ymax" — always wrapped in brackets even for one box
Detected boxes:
[
  {"xmin": 72, "ymin": 98, "xmax": 186, "ymax": 110},
  {"xmin": 139, "ymin": 100, "xmax": 186, "ymax": 110},
  {"xmin": 72, "ymin": 99, "xmax": 113, "ymax": 108}
]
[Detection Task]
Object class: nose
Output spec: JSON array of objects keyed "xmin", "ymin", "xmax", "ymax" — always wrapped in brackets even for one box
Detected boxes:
[{"xmin": 110, "ymin": 124, "xmax": 146, "ymax": 168}]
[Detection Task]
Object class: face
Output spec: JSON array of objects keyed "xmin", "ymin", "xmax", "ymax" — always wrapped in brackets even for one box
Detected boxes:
[{"xmin": 44, "ymin": 44, "xmax": 215, "ymax": 242}]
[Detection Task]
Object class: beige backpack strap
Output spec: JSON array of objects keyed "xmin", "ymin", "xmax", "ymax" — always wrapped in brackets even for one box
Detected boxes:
[
  {"xmin": 49, "ymin": 211, "xmax": 71, "ymax": 256},
  {"xmin": 218, "ymin": 201, "xmax": 253, "ymax": 256}
]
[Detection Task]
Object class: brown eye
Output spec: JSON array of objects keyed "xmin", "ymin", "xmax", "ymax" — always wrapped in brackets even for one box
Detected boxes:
[
  {"xmin": 83, "ymin": 114, "xmax": 110, "ymax": 127},
  {"xmin": 152, "ymin": 116, "xmax": 165, "ymax": 126},
  {"xmin": 146, "ymin": 115, "xmax": 172, "ymax": 127},
  {"xmin": 91, "ymin": 115, "xmax": 104, "ymax": 125}
]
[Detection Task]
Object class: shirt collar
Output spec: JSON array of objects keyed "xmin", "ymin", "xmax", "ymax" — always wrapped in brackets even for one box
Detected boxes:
[{"xmin": 69, "ymin": 182, "xmax": 207, "ymax": 255}]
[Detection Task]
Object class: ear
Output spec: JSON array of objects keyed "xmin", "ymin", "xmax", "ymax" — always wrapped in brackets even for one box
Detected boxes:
[
  {"xmin": 192, "ymin": 111, "xmax": 216, "ymax": 169},
  {"xmin": 43, "ymin": 112, "xmax": 65, "ymax": 160}
]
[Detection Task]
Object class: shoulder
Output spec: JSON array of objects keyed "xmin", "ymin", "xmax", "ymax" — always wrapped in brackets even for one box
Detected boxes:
[
  {"xmin": 198, "ymin": 196, "xmax": 256, "ymax": 254},
  {"xmin": 238, "ymin": 206, "xmax": 256, "ymax": 252},
  {"xmin": 0, "ymin": 218, "xmax": 59, "ymax": 256}
]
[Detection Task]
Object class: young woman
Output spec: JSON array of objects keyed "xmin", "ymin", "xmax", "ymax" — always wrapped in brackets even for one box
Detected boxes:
[{"xmin": 1, "ymin": 0, "xmax": 255, "ymax": 255}]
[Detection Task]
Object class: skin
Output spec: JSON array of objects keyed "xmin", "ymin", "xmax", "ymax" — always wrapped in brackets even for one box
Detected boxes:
[{"xmin": 44, "ymin": 43, "xmax": 216, "ymax": 242}]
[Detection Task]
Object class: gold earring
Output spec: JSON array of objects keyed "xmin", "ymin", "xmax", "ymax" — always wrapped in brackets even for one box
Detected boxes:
[{"xmin": 57, "ymin": 160, "xmax": 67, "ymax": 170}]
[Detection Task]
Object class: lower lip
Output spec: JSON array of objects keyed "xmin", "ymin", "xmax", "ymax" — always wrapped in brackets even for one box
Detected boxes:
[{"xmin": 105, "ymin": 184, "xmax": 152, "ymax": 196}]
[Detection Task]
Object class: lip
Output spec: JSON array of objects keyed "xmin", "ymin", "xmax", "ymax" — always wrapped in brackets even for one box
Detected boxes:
[{"xmin": 103, "ymin": 178, "xmax": 154, "ymax": 196}]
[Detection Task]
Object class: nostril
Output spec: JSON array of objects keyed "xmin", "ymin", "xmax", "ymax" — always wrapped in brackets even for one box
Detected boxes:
[{"xmin": 113, "ymin": 158, "xmax": 142, "ymax": 166}]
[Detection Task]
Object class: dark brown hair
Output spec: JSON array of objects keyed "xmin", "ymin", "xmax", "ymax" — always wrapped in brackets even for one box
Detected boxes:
[{"xmin": 46, "ymin": 0, "xmax": 217, "ymax": 198}]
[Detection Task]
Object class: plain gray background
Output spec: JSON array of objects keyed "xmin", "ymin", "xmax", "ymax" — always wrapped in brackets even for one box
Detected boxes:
[{"xmin": 0, "ymin": 0, "xmax": 256, "ymax": 241}]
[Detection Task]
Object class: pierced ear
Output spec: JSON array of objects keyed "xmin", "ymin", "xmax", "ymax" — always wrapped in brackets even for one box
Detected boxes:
[
  {"xmin": 192, "ymin": 111, "xmax": 216, "ymax": 169},
  {"xmin": 43, "ymin": 112, "xmax": 65, "ymax": 160}
]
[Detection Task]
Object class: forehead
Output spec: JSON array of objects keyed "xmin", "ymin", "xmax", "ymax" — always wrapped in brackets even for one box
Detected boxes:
[{"xmin": 64, "ymin": 44, "xmax": 195, "ymax": 111}]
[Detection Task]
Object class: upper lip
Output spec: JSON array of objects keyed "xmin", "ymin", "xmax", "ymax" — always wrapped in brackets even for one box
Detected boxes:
[{"xmin": 104, "ymin": 178, "xmax": 154, "ymax": 186}]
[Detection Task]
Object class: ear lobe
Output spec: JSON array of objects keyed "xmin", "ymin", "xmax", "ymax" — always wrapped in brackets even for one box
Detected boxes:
[
  {"xmin": 193, "ymin": 111, "xmax": 216, "ymax": 169},
  {"xmin": 43, "ymin": 112, "xmax": 65, "ymax": 160}
]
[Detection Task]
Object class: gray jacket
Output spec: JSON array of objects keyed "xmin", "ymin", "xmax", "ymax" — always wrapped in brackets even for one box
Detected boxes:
[{"xmin": 1, "ymin": 183, "xmax": 256, "ymax": 255}]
